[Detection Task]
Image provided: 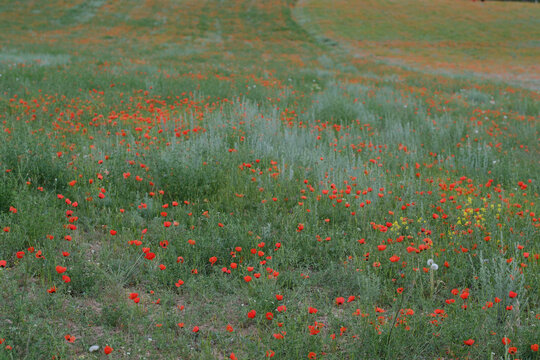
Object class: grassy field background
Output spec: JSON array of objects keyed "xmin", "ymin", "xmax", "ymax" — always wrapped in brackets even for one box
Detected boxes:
[
  {"xmin": 295, "ymin": 0, "xmax": 540, "ymax": 89},
  {"xmin": 0, "ymin": 0, "xmax": 538, "ymax": 359}
]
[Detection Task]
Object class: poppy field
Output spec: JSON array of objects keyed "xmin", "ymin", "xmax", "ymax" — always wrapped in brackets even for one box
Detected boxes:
[{"xmin": 0, "ymin": 0, "xmax": 538, "ymax": 359}]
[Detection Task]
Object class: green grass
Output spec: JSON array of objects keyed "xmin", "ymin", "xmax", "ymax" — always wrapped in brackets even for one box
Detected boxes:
[{"xmin": 0, "ymin": 0, "xmax": 539, "ymax": 359}]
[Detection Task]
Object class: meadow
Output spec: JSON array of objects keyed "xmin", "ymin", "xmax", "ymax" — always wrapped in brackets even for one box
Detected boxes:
[{"xmin": 0, "ymin": 0, "xmax": 538, "ymax": 359}]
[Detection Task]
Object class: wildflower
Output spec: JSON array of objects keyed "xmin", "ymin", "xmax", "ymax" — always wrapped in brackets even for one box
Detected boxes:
[
  {"xmin": 104, "ymin": 345, "xmax": 113, "ymax": 354},
  {"xmin": 64, "ymin": 334, "xmax": 75, "ymax": 343},
  {"xmin": 463, "ymin": 339, "xmax": 474, "ymax": 346}
]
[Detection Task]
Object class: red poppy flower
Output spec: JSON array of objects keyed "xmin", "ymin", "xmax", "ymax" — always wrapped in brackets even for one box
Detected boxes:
[
  {"xmin": 64, "ymin": 334, "xmax": 75, "ymax": 343},
  {"xmin": 104, "ymin": 345, "xmax": 113, "ymax": 354},
  {"xmin": 463, "ymin": 339, "xmax": 474, "ymax": 346},
  {"xmin": 508, "ymin": 291, "xmax": 517, "ymax": 298},
  {"xmin": 247, "ymin": 310, "xmax": 256, "ymax": 319},
  {"xmin": 335, "ymin": 297, "xmax": 345, "ymax": 305},
  {"xmin": 56, "ymin": 265, "xmax": 67, "ymax": 274}
]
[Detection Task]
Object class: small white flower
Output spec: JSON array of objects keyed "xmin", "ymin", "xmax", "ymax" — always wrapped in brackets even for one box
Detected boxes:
[
  {"xmin": 427, "ymin": 259, "xmax": 434, "ymax": 266},
  {"xmin": 89, "ymin": 345, "xmax": 99, "ymax": 352},
  {"xmin": 431, "ymin": 263, "xmax": 439, "ymax": 271}
]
